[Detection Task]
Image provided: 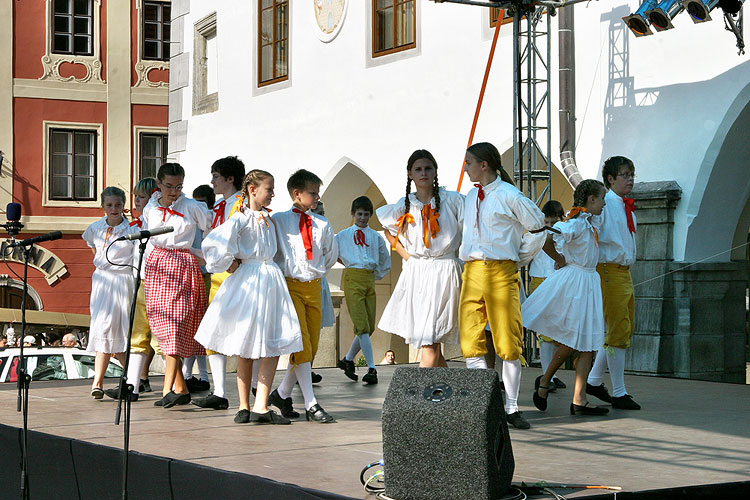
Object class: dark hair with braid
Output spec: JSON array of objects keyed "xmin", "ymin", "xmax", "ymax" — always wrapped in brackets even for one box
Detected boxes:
[
  {"xmin": 405, "ymin": 149, "xmax": 441, "ymax": 214},
  {"xmin": 570, "ymin": 179, "xmax": 606, "ymax": 218},
  {"xmin": 602, "ymin": 156, "xmax": 634, "ymax": 188},
  {"xmin": 466, "ymin": 142, "xmax": 515, "ymax": 185}
]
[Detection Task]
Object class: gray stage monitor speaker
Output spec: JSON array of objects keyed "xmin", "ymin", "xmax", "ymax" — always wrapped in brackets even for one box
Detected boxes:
[{"xmin": 382, "ymin": 367, "xmax": 515, "ymax": 500}]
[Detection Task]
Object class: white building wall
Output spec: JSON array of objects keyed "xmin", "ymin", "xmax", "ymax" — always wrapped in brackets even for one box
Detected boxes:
[{"xmin": 174, "ymin": 0, "xmax": 750, "ymax": 262}]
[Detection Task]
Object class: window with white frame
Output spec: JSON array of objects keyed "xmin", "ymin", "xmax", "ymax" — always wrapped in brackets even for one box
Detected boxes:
[
  {"xmin": 258, "ymin": 0, "xmax": 289, "ymax": 86},
  {"xmin": 193, "ymin": 12, "xmax": 219, "ymax": 115},
  {"xmin": 49, "ymin": 128, "xmax": 97, "ymax": 201},
  {"xmin": 52, "ymin": 0, "xmax": 94, "ymax": 56},
  {"xmin": 139, "ymin": 133, "xmax": 168, "ymax": 180},
  {"xmin": 142, "ymin": 1, "xmax": 171, "ymax": 61},
  {"xmin": 372, "ymin": 0, "xmax": 415, "ymax": 57}
]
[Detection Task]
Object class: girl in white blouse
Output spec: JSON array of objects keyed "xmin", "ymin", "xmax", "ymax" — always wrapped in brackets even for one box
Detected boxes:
[
  {"xmin": 376, "ymin": 150, "xmax": 464, "ymax": 367},
  {"xmin": 195, "ymin": 170, "xmax": 303, "ymax": 424},
  {"xmin": 82, "ymin": 186, "xmax": 136, "ymax": 399}
]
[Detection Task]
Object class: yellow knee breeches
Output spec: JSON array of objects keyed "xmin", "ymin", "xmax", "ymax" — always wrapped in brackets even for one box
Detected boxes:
[
  {"xmin": 286, "ymin": 278, "xmax": 322, "ymax": 365},
  {"xmin": 343, "ymin": 268, "xmax": 376, "ymax": 335},
  {"xmin": 597, "ymin": 263, "xmax": 635, "ymax": 349}
]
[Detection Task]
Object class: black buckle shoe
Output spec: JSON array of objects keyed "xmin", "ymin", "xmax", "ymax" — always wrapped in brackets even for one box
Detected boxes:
[
  {"xmin": 570, "ymin": 402, "xmax": 609, "ymax": 416},
  {"xmin": 362, "ymin": 368, "xmax": 378, "ymax": 385},
  {"xmin": 305, "ymin": 404, "xmax": 336, "ymax": 423},
  {"xmin": 506, "ymin": 411, "xmax": 531, "ymax": 429},
  {"xmin": 191, "ymin": 394, "xmax": 229, "ymax": 410},
  {"xmin": 139, "ymin": 379, "xmax": 152, "ymax": 393},
  {"xmin": 586, "ymin": 383, "xmax": 612, "ymax": 403},
  {"xmin": 532, "ymin": 375, "xmax": 549, "ymax": 411},
  {"xmin": 234, "ymin": 409, "xmax": 251, "ymax": 424},
  {"xmin": 268, "ymin": 389, "xmax": 300, "ymax": 419},
  {"xmin": 162, "ymin": 391, "xmax": 191, "ymax": 408},
  {"xmin": 250, "ymin": 410, "xmax": 291, "ymax": 425},
  {"xmin": 104, "ymin": 387, "xmax": 139, "ymax": 402},
  {"xmin": 612, "ymin": 394, "xmax": 641, "ymax": 410},
  {"xmin": 185, "ymin": 377, "xmax": 210, "ymax": 393},
  {"xmin": 311, "ymin": 372, "xmax": 322, "ymax": 384},
  {"xmin": 336, "ymin": 358, "xmax": 358, "ymax": 381}
]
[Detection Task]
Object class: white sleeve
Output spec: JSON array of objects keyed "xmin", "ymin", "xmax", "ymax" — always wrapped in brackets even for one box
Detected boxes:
[
  {"xmin": 202, "ymin": 216, "xmax": 242, "ymax": 273},
  {"xmin": 82, "ymin": 223, "xmax": 96, "ymax": 248},
  {"xmin": 511, "ymin": 193, "xmax": 546, "ymax": 266},
  {"xmin": 375, "ymin": 199, "xmax": 406, "ymax": 234},
  {"xmin": 322, "ymin": 223, "xmax": 338, "ymax": 271},
  {"xmin": 375, "ymin": 234, "xmax": 391, "ymax": 281}
]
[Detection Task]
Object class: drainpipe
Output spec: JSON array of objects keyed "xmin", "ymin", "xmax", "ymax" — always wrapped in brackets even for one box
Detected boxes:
[{"xmin": 559, "ymin": 5, "xmax": 583, "ymax": 188}]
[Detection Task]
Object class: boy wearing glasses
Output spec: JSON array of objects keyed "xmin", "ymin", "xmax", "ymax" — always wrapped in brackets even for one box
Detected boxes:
[{"xmin": 586, "ymin": 156, "xmax": 641, "ymax": 410}]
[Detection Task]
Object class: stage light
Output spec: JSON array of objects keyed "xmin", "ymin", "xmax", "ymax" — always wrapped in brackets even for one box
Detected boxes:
[
  {"xmin": 646, "ymin": 0, "xmax": 685, "ymax": 31},
  {"xmin": 719, "ymin": 0, "xmax": 744, "ymax": 14},
  {"xmin": 623, "ymin": 0, "xmax": 660, "ymax": 37},
  {"xmin": 682, "ymin": 0, "xmax": 721, "ymax": 22}
]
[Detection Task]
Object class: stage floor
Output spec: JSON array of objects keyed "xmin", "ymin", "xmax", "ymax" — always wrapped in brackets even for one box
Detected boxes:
[{"xmin": 1, "ymin": 362, "xmax": 749, "ymax": 499}]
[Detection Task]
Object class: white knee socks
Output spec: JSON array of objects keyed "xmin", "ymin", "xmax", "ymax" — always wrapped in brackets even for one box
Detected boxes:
[
  {"xmin": 359, "ymin": 334, "xmax": 375, "ymax": 369},
  {"xmin": 539, "ymin": 341, "xmax": 556, "ymax": 374},
  {"xmin": 501, "ymin": 359, "xmax": 521, "ymax": 414},
  {"xmin": 197, "ymin": 355, "xmax": 209, "ymax": 381},
  {"xmin": 608, "ymin": 348, "xmax": 627, "ymax": 397},
  {"xmin": 277, "ymin": 365, "xmax": 298, "ymax": 399},
  {"xmin": 345, "ymin": 336, "xmax": 361, "ymax": 361},
  {"xmin": 465, "ymin": 357, "xmax": 488, "ymax": 369},
  {"xmin": 208, "ymin": 354, "xmax": 227, "ymax": 398},
  {"xmin": 127, "ymin": 353, "xmax": 146, "ymax": 395},
  {"xmin": 587, "ymin": 348, "xmax": 608, "ymax": 386},
  {"xmin": 182, "ymin": 356, "xmax": 195, "ymax": 379},
  {"xmin": 294, "ymin": 362, "xmax": 318, "ymax": 410}
]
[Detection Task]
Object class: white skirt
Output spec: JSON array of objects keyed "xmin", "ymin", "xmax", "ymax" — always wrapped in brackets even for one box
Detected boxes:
[
  {"xmin": 378, "ymin": 256, "xmax": 462, "ymax": 347},
  {"xmin": 194, "ymin": 259, "xmax": 303, "ymax": 359},
  {"xmin": 320, "ymin": 278, "xmax": 335, "ymax": 328},
  {"xmin": 88, "ymin": 269, "xmax": 134, "ymax": 354},
  {"xmin": 521, "ymin": 264, "xmax": 604, "ymax": 352}
]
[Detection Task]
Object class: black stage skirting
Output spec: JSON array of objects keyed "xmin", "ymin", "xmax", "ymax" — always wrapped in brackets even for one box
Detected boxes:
[{"xmin": 0, "ymin": 423, "xmax": 357, "ymax": 500}]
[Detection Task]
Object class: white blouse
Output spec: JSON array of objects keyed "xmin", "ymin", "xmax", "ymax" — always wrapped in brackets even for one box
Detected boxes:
[
  {"xmin": 459, "ymin": 177, "xmax": 546, "ymax": 266},
  {"xmin": 142, "ymin": 192, "xmax": 213, "ymax": 250},
  {"xmin": 335, "ymin": 225, "xmax": 391, "ymax": 281},
  {"xmin": 272, "ymin": 208, "xmax": 338, "ymax": 282},
  {"xmin": 552, "ymin": 213, "xmax": 601, "ymax": 269},
  {"xmin": 376, "ymin": 188, "xmax": 464, "ymax": 260},
  {"xmin": 128, "ymin": 215, "xmax": 154, "ymax": 278},
  {"xmin": 598, "ymin": 189, "xmax": 637, "ymax": 266},
  {"xmin": 211, "ymin": 191, "xmax": 242, "ymax": 229},
  {"xmin": 529, "ymin": 247, "xmax": 557, "ymax": 278},
  {"xmin": 202, "ymin": 208, "xmax": 277, "ymax": 274},
  {"xmin": 82, "ymin": 217, "xmax": 135, "ymax": 273}
]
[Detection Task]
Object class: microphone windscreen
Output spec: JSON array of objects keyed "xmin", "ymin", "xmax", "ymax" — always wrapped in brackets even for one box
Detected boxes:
[{"xmin": 6, "ymin": 203, "xmax": 21, "ymax": 221}]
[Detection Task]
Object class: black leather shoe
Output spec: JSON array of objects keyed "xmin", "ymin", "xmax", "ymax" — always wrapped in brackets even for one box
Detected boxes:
[
  {"xmin": 570, "ymin": 402, "xmax": 609, "ymax": 416},
  {"xmin": 612, "ymin": 394, "xmax": 641, "ymax": 410},
  {"xmin": 268, "ymin": 389, "xmax": 300, "ymax": 419},
  {"xmin": 305, "ymin": 404, "xmax": 336, "ymax": 423},
  {"xmin": 586, "ymin": 383, "xmax": 612, "ymax": 403},
  {"xmin": 185, "ymin": 377, "xmax": 210, "ymax": 393},
  {"xmin": 191, "ymin": 394, "xmax": 229, "ymax": 410},
  {"xmin": 104, "ymin": 387, "xmax": 139, "ymax": 402},
  {"xmin": 552, "ymin": 377, "xmax": 566, "ymax": 389},
  {"xmin": 336, "ymin": 358, "xmax": 358, "ymax": 381},
  {"xmin": 506, "ymin": 411, "xmax": 531, "ymax": 429},
  {"xmin": 362, "ymin": 368, "xmax": 378, "ymax": 385},
  {"xmin": 234, "ymin": 409, "xmax": 251, "ymax": 424},
  {"xmin": 153, "ymin": 396, "xmax": 164, "ymax": 407},
  {"xmin": 250, "ymin": 410, "xmax": 291, "ymax": 425},
  {"xmin": 162, "ymin": 391, "xmax": 191, "ymax": 408},
  {"xmin": 533, "ymin": 375, "xmax": 549, "ymax": 411},
  {"xmin": 311, "ymin": 372, "xmax": 322, "ymax": 384},
  {"xmin": 139, "ymin": 379, "xmax": 152, "ymax": 393}
]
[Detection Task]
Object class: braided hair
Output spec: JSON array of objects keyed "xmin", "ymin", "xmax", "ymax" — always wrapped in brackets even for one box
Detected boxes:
[
  {"xmin": 404, "ymin": 149, "xmax": 441, "ymax": 214},
  {"xmin": 570, "ymin": 179, "xmax": 605, "ymax": 218},
  {"xmin": 240, "ymin": 169, "xmax": 273, "ymax": 212},
  {"xmin": 466, "ymin": 142, "xmax": 515, "ymax": 185}
]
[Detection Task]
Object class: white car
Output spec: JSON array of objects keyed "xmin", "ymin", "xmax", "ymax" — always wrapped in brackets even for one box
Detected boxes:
[{"xmin": 0, "ymin": 347, "xmax": 123, "ymax": 383}]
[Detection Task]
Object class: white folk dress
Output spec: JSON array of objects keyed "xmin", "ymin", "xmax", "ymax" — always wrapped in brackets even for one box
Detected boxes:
[
  {"xmin": 82, "ymin": 217, "xmax": 136, "ymax": 354},
  {"xmin": 194, "ymin": 208, "xmax": 303, "ymax": 359},
  {"xmin": 521, "ymin": 213, "xmax": 605, "ymax": 352},
  {"xmin": 376, "ymin": 188, "xmax": 465, "ymax": 346}
]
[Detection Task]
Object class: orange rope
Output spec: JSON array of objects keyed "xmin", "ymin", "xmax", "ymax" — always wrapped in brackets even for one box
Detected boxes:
[{"xmin": 457, "ymin": 11, "xmax": 504, "ymax": 192}]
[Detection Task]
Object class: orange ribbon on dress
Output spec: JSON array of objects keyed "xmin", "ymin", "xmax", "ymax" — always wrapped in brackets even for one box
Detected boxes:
[
  {"xmin": 623, "ymin": 197, "xmax": 636, "ymax": 234},
  {"xmin": 259, "ymin": 213, "xmax": 270, "ymax": 228},
  {"xmin": 292, "ymin": 208, "xmax": 313, "ymax": 260},
  {"xmin": 354, "ymin": 229, "xmax": 369, "ymax": 247},
  {"xmin": 157, "ymin": 206, "xmax": 184, "ymax": 223},
  {"xmin": 129, "ymin": 219, "xmax": 143, "ymax": 228},
  {"xmin": 212, "ymin": 200, "xmax": 227, "ymax": 228},
  {"xmin": 392, "ymin": 213, "xmax": 415, "ymax": 250},
  {"xmin": 420, "ymin": 205, "xmax": 440, "ymax": 249}
]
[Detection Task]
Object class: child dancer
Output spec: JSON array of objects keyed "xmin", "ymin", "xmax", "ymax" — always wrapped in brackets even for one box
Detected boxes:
[
  {"xmin": 143, "ymin": 163, "xmax": 212, "ymax": 408},
  {"xmin": 103, "ymin": 178, "xmax": 159, "ymax": 402},
  {"xmin": 529, "ymin": 200, "xmax": 567, "ymax": 391},
  {"xmin": 376, "ymin": 150, "xmax": 464, "ymax": 368},
  {"xmin": 82, "ymin": 187, "xmax": 135, "ymax": 399},
  {"xmin": 335, "ymin": 196, "xmax": 391, "ymax": 384},
  {"xmin": 269, "ymin": 169, "xmax": 338, "ymax": 423},
  {"xmin": 586, "ymin": 156, "xmax": 641, "ymax": 410},
  {"xmin": 459, "ymin": 142, "xmax": 546, "ymax": 430},
  {"xmin": 523, "ymin": 180, "xmax": 609, "ymax": 416},
  {"xmin": 192, "ymin": 157, "xmax": 245, "ymax": 410},
  {"xmin": 195, "ymin": 170, "xmax": 303, "ymax": 424}
]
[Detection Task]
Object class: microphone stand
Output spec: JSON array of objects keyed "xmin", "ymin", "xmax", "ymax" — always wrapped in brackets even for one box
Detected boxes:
[
  {"xmin": 114, "ymin": 237, "xmax": 149, "ymax": 500},
  {"xmin": 15, "ymin": 244, "xmax": 33, "ymax": 500}
]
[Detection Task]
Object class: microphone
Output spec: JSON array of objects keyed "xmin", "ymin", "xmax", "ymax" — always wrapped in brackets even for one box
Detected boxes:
[
  {"xmin": 9, "ymin": 231, "xmax": 63, "ymax": 247},
  {"xmin": 116, "ymin": 226, "xmax": 174, "ymax": 241},
  {"xmin": 2, "ymin": 202, "xmax": 24, "ymax": 239}
]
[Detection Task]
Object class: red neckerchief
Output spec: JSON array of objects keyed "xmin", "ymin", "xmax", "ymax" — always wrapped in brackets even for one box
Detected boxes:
[
  {"xmin": 623, "ymin": 197, "xmax": 636, "ymax": 234},
  {"xmin": 212, "ymin": 199, "xmax": 227, "ymax": 228},
  {"xmin": 474, "ymin": 183, "xmax": 485, "ymax": 229},
  {"xmin": 354, "ymin": 229, "xmax": 369, "ymax": 247},
  {"xmin": 129, "ymin": 218, "xmax": 143, "ymax": 228},
  {"xmin": 157, "ymin": 206, "xmax": 184, "ymax": 223},
  {"xmin": 292, "ymin": 208, "xmax": 313, "ymax": 260}
]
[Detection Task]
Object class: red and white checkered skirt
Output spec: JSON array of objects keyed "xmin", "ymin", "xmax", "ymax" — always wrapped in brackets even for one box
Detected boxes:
[{"xmin": 144, "ymin": 247, "xmax": 207, "ymax": 357}]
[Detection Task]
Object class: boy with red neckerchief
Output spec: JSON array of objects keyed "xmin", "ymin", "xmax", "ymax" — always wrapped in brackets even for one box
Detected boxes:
[
  {"xmin": 269, "ymin": 169, "xmax": 339, "ymax": 423},
  {"xmin": 586, "ymin": 156, "xmax": 641, "ymax": 410}
]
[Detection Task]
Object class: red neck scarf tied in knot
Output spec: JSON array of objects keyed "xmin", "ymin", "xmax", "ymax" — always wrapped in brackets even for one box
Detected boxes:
[
  {"xmin": 212, "ymin": 199, "xmax": 227, "ymax": 228},
  {"xmin": 623, "ymin": 197, "xmax": 636, "ymax": 234},
  {"xmin": 474, "ymin": 184, "xmax": 485, "ymax": 229},
  {"xmin": 293, "ymin": 208, "xmax": 314, "ymax": 260},
  {"xmin": 129, "ymin": 219, "xmax": 142, "ymax": 228},
  {"xmin": 354, "ymin": 229, "xmax": 369, "ymax": 247},
  {"xmin": 157, "ymin": 206, "xmax": 184, "ymax": 223},
  {"xmin": 420, "ymin": 205, "xmax": 440, "ymax": 248}
]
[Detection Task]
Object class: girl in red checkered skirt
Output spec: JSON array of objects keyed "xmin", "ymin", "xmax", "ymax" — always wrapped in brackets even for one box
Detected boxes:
[{"xmin": 142, "ymin": 163, "xmax": 213, "ymax": 408}]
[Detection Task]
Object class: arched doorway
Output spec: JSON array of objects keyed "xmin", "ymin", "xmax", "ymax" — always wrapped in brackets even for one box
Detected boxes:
[{"xmin": 0, "ymin": 276, "xmax": 43, "ymax": 310}]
